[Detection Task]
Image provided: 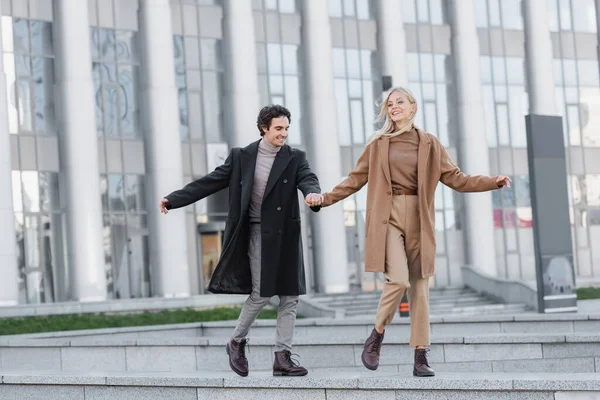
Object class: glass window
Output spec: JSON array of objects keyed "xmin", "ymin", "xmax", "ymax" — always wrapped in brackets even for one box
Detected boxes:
[
  {"xmin": 429, "ymin": 0, "xmax": 444, "ymax": 24},
  {"xmin": 201, "ymin": 39, "xmax": 221, "ymax": 71},
  {"xmin": 558, "ymin": 0, "xmax": 573, "ymax": 30},
  {"xmin": 184, "ymin": 37, "xmax": 200, "ymax": 68},
  {"xmin": 13, "ymin": 19, "xmax": 30, "ymax": 54},
  {"xmin": 125, "ymin": 175, "xmax": 145, "ymax": 212},
  {"xmin": 343, "ymin": 0, "xmax": 356, "ymax": 17},
  {"xmin": 417, "ymin": 0, "xmax": 430, "ymax": 23},
  {"xmin": 329, "ymin": 0, "xmax": 343, "ymax": 17},
  {"xmin": 496, "ymin": 103, "xmax": 510, "ymax": 145},
  {"xmin": 501, "ymin": 0, "xmax": 523, "ymax": 29},
  {"xmin": 335, "ymin": 79, "xmax": 351, "ymax": 145},
  {"xmin": 30, "ymin": 21, "xmax": 53, "ymax": 56},
  {"xmin": 572, "ymin": 0, "xmax": 597, "ymax": 32},
  {"xmin": 577, "ymin": 60, "xmax": 600, "ymax": 87},
  {"xmin": 116, "ymin": 30, "xmax": 138, "ymax": 64},
  {"xmin": 488, "ymin": 0, "xmax": 501, "ymax": 26},
  {"xmin": 279, "ymin": 0, "xmax": 296, "ymax": 13},
  {"xmin": 350, "ymin": 99, "xmax": 365, "ymax": 143},
  {"xmin": 282, "ymin": 45, "xmax": 298, "ymax": 75},
  {"xmin": 402, "ymin": 0, "xmax": 417, "ymax": 23},
  {"xmin": 476, "ymin": 0, "xmax": 489, "ymax": 27},
  {"xmin": 108, "ymin": 174, "xmax": 125, "ymax": 212},
  {"xmin": 356, "ymin": 0, "xmax": 370, "ymax": 19},
  {"xmin": 420, "ymin": 53, "xmax": 435, "ymax": 82},
  {"xmin": 267, "ymin": 43, "xmax": 283, "ymax": 74},
  {"xmin": 332, "ymin": 48, "xmax": 346, "ymax": 77},
  {"xmin": 346, "ymin": 49, "xmax": 361, "ymax": 78},
  {"xmin": 566, "ymin": 104, "xmax": 581, "ymax": 146},
  {"xmin": 118, "ymin": 64, "xmax": 139, "ymax": 138}
]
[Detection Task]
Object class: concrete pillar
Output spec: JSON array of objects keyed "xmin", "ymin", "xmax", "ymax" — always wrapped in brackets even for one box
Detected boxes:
[
  {"xmin": 594, "ymin": 0, "xmax": 600, "ymax": 84},
  {"xmin": 375, "ymin": 0, "xmax": 409, "ymax": 87},
  {"xmin": 138, "ymin": 0, "xmax": 190, "ymax": 297},
  {"xmin": 0, "ymin": 1, "xmax": 20, "ymax": 305},
  {"xmin": 301, "ymin": 0, "xmax": 349, "ymax": 293},
  {"xmin": 53, "ymin": 0, "xmax": 107, "ymax": 301},
  {"xmin": 221, "ymin": 0, "xmax": 261, "ymax": 147},
  {"xmin": 523, "ymin": 0, "xmax": 558, "ymax": 115},
  {"xmin": 448, "ymin": 0, "xmax": 497, "ymax": 276}
]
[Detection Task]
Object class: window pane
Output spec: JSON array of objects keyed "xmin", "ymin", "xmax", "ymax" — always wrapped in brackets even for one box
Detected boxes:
[
  {"xmin": 282, "ymin": 44, "xmax": 298, "ymax": 74},
  {"xmin": 362, "ymin": 80, "xmax": 375, "ymax": 136},
  {"xmin": 420, "ymin": 53, "xmax": 434, "ymax": 82},
  {"xmin": 332, "ymin": 48, "xmax": 346, "ymax": 78},
  {"xmin": 346, "ymin": 49, "xmax": 360, "ymax": 78},
  {"xmin": 103, "ymin": 86, "xmax": 119, "ymax": 137},
  {"xmin": 267, "ymin": 43, "xmax": 283, "ymax": 74},
  {"xmin": 40, "ymin": 172, "xmax": 60, "ymax": 212},
  {"xmin": 17, "ymin": 77, "xmax": 33, "ymax": 132},
  {"xmin": 567, "ymin": 104, "xmax": 581, "ymax": 146},
  {"xmin": 188, "ymin": 91, "xmax": 203, "ymax": 139},
  {"xmin": 108, "ymin": 174, "xmax": 125, "ymax": 211},
  {"xmin": 12, "ymin": 171, "xmax": 23, "ymax": 213},
  {"xmin": 125, "ymin": 175, "xmax": 146, "ymax": 212},
  {"xmin": 488, "ymin": 0, "xmax": 501, "ymax": 26},
  {"xmin": 203, "ymin": 71, "xmax": 223, "ymax": 143},
  {"xmin": 118, "ymin": 64, "xmax": 139, "ymax": 138},
  {"xmin": 476, "ymin": 0, "xmax": 488, "ymax": 27},
  {"xmin": 402, "ymin": 0, "xmax": 417, "ymax": 23},
  {"xmin": 360, "ymin": 50, "xmax": 372, "ymax": 79},
  {"xmin": 269, "ymin": 74, "xmax": 284, "ymax": 94},
  {"xmin": 13, "ymin": 19, "xmax": 30, "ymax": 54},
  {"xmin": 99, "ymin": 29, "xmax": 116, "ymax": 61},
  {"xmin": 350, "ymin": 99, "xmax": 365, "ymax": 143},
  {"xmin": 32, "ymin": 57, "xmax": 56, "ymax": 135},
  {"xmin": 265, "ymin": 0, "xmax": 278, "ymax": 10},
  {"xmin": 501, "ymin": 0, "xmax": 523, "ymax": 29},
  {"xmin": 572, "ymin": 0, "xmax": 597, "ymax": 32},
  {"xmin": 116, "ymin": 30, "xmax": 138, "ymax": 64},
  {"xmin": 329, "ymin": 0, "xmax": 343, "ymax": 17},
  {"xmin": 22, "ymin": 171, "xmax": 40, "ymax": 212},
  {"xmin": 496, "ymin": 103, "xmax": 510, "ymax": 145},
  {"xmin": 279, "ymin": 0, "xmax": 296, "ymax": 13},
  {"xmin": 201, "ymin": 39, "xmax": 221, "ymax": 70},
  {"xmin": 178, "ymin": 88, "xmax": 189, "ymax": 140},
  {"xmin": 417, "ymin": 0, "xmax": 430, "ymax": 22},
  {"xmin": 356, "ymin": 0, "xmax": 370, "ymax": 19},
  {"xmin": 184, "ymin": 37, "xmax": 200, "ymax": 68},
  {"xmin": 335, "ymin": 79, "xmax": 351, "ymax": 145},
  {"xmin": 429, "ymin": 0, "xmax": 444, "ymax": 24},
  {"xmin": 173, "ymin": 36, "xmax": 184, "ymax": 66},
  {"xmin": 558, "ymin": 0, "xmax": 572, "ymax": 30},
  {"xmin": 30, "ymin": 21, "xmax": 53, "ymax": 56},
  {"xmin": 343, "ymin": 0, "xmax": 356, "ymax": 16}
]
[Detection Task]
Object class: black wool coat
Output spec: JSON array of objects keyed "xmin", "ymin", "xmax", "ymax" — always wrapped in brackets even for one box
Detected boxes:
[{"xmin": 165, "ymin": 140, "xmax": 321, "ymax": 297}]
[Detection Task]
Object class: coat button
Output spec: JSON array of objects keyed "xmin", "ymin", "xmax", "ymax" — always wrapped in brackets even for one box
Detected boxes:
[
  {"xmin": 240, "ymin": 181, "xmax": 243, "ymax": 185},
  {"xmin": 278, "ymin": 230, "xmax": 282, "ymax": 235},
  {"xmin": 283, "ymin": 179, "xmax": 288, "ymax": 183},
  {"xmin": 277, "ymin": 206, "xmax": 281, "ymax": 211},
  {"xmin": 383, "ymin": 220, "xmax": 387, "ymax": 224},
  {"xmin": 387, "ymin": 191, "xmax": 392, "ymax": 195}
]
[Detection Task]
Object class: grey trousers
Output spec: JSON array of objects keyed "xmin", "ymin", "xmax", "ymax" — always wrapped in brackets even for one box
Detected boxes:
[{"xmin": 231, "ymin": 224, "xmax": 299, "ymax": 352}]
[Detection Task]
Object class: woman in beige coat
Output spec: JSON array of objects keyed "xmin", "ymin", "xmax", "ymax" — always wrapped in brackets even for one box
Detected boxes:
[{"xmin": 306, "ymin": 87, "xmax": 511, "ymax": 377}]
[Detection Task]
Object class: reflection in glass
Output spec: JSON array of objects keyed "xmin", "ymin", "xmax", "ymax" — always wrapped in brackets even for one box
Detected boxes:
[
  {"xmin": 581, "ymin": 87, "xmax": 600, "ymax": 147},
  {"xmin": 116, "ymin": 30, "xmax": 138, "ymax": 63},
  {"xmin": 40, "ymin": 172, "xmax": 60, "ymax": 212},
  {"xmin": 179, "ymin": 88, "xmax": 189, "ymax": 140},
  {"xmin": 22, "ymin": 171, "xmax": 40, "ymax": 213},
  {"xmin": 12, "ymin": 171, "xmax": 23, "ymax": 213},
  {"xmin": 188, "ymin": 91, "xmax": 204, "ymax": 139},
  {"xmin": 12, "ymin": 19, "xmax": 30, "ymax": 54},
  {"xmin": 17, "ymin": 77, "xmax": 33, "ymax": 132},
  {"xmin": 103, "ymin": 86, "xmax": 119, "ymax": 137},
  {"xmin": 566, "ymin": 104, "xmax": 581, "ymax": 146},
  {"xmin": 108, "ymin": 174, "xmax": 125, "ymax": 212},
  {"xmin": 201, "ymin": 38, "xmax": 220, "ymax": 70},
  {"xmin": 118, "ymin": 64, "xmax": 139, "ymax": 138},
  {"xmin": 99, "ymin": 28, "xmax": 116, "ymax": 61},
  {"xmin": 33, "ymin": 57, "xmax": 56, "ymax": 135},
  {"xmin": 125, "ymin": 175, "xmax": 146, "ymax": 212},
  {"xmin": 30, "ymin": 21, "xmax": 53, "ymax": 56},
  {"xmin": 185, "ymin": 37, "xmax": 200, "ymax": 68}
]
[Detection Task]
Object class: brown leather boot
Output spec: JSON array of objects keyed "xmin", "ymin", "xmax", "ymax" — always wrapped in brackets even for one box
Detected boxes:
[
  {"xmin": 273, "ymin": 350, "xmax": 308, "ymax": 376},
  {"xmin": 361, "ymin": 328, "xmax": 384, "ymax": 370},
  {"xmin": 226, "ymin": 339, "xmax": 249, "ymax": 377},
  {"xmin": 413, "ymin": 348, "xmax": 435, "ymax": 377}
]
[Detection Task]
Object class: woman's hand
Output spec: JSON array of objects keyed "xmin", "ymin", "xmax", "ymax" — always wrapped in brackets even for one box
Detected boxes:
[{"xmin": 496, "ymin": 175, "xmax": 512, "ymax": 188}]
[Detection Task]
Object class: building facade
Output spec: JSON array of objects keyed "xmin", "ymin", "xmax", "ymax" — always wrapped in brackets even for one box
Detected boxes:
[{"xmin": 0, "ymin": 0, "xmax": 598, "ymax": 305}]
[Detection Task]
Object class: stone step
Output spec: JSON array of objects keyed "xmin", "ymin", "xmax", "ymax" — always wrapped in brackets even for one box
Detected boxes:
[
  {"xmin": 0, "ymin": 371, "xmax": 598, "ymax": 399},
  {"xmin": 1, "ymin": 333, "xmax": 599, "ymax": 374},
  {"xmin": 7, "ymin": 313, "xmax": 600, "ymax": 341},
  {"xmin": 322, "ymin": 295, "xmax": 491, "ymax": 307},
  {"xmin": 344, "ymin": 303, "xmax": 528, "ymax": 317},
  {"xmin": 310, "ymin": 287, "xmax": 475, "ymax": 300}
]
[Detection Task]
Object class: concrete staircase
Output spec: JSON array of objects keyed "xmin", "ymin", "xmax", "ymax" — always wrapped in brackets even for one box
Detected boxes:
[
  {"xmin": 1, "ymin": 309, "xmax": 599, "ymax": 398},
  {"xmin": 307, "ymin": 287, "xmax": 529, "ymax": 317}
]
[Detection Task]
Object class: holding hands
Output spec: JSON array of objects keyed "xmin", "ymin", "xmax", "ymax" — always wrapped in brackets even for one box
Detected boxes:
[
  {"xmin": 496, "ymin": 175, "xmax": 512, "ymax": 188},
  {"xmin": 305, "ymin": 193, "xmax": 324, "ymax": 207}
]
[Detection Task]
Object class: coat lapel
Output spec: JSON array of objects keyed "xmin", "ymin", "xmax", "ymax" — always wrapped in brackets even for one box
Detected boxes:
[
  {"xmin": 378, "ymin": 137, "xmax": 391, "ymax": 185},
  {"xmin": 416, "ymin": 128, "xmax": 431, "ymax": 191},
  {"xmin": 263, "ymin": 145, "xmax": 292, "ymax": 201},
  {"xmin": 240, "ymin": 141, "xmax": 260, "ymax": 213}
]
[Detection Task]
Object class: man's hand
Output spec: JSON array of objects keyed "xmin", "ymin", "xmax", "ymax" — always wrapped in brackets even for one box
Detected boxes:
[
  {"xmin": 159, "ymin": 198, "xmax": 170, "ymax": 214},
  {"xmin": 496, "ymin": 175, "xmax": 512, "ymax": 188},
  {"xmin": 305, "ymin": 193, "xmax": 324, "ymax": 207}
]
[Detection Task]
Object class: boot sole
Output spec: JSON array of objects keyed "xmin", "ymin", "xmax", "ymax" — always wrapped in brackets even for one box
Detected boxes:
[
  {"xmin": 361, "ymin": 352, "xmax": 379, "ymax": 371},
  {"xmin": 273, "ymin": 371, "xmax": 308, "ymax": 377},
  {"xmin": 226, "ymin": 344, "xmax": 249, "ymax": 377},
  {"xmin": 413, "ymin": 369, "xmax": 435, "ymax": 377}
]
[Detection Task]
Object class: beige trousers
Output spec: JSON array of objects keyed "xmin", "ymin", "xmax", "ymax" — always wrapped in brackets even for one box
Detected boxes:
[{"xmin": 374, "ymin": 195, "xmax": 430, "ymax": 348}]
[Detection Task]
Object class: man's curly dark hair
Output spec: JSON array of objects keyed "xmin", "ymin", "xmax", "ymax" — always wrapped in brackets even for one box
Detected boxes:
[{"xmin": 256, "ymin": 105, "xmax": 292, "ymax": 136}]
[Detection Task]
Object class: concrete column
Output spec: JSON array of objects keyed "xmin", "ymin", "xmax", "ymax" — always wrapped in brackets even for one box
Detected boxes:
[
  {"xmin": 523, "ymin": 0, "xmax": 557, "ymax": 115},
  {"xmin": 53, "ymin": 0, "xmax": 107, "ymax": 301},
  {"xmin": 595, "ymin": 0, "xmax": 600, "ymax": 84},
  {"xmin": 301, "ymin": 0, "xmax": 349, "ymax": 293},
  {"xmin": 448, "ymin": 0, "xmax": 497, "ymax": 276},
  {"xmin": 0, "ymin": 2, "xmax": 20, "ymax": 305},
  {"xmin": 222, "ymin": 0, "xmax": 261, "ymax": 147},
  {"xmin": 139, "ymin": 0, "xmax": 190, "ymax": 297},
  {"xmin": 375, "ymin": 0, "xmax": 409, "ymax": 87}
]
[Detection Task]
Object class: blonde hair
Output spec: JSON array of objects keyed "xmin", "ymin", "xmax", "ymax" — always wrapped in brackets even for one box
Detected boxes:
[{"xmin": 366, "ymin": 87, "xmax": 418, "ymax": 145}]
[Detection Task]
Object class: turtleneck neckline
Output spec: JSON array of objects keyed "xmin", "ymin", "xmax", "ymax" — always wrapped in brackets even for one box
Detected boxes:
[{"xmin": 259, "ymin": 138, "xmax": 281, "ymax": 154}]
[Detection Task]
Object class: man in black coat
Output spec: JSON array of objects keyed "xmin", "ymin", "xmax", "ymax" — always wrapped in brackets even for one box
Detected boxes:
[{"xmin": 159, "ymin": 105, "xmax": 323, "ymax": 377}]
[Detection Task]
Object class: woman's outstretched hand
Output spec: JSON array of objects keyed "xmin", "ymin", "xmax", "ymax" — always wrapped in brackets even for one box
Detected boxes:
[{"xmin": 496, "ymin": 175, "xmax": 512, "ymax": 188}]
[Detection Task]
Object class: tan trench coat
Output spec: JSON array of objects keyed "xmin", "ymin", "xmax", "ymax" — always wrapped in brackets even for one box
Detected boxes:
[{"xmin": 322, "ymin": 128, "xmax": 500, "ymax": 279}]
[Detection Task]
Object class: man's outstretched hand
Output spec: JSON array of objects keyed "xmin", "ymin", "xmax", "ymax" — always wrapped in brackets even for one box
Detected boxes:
[
  {"xmin": 305, "ymin": 193, "xmax": 324, "ymax": 207},
  {"xmin": 159, "ymin": 198, "xmax": 170, "ymax": 214}
]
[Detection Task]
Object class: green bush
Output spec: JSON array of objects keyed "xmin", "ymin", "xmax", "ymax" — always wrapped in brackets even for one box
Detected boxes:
[
  {"xmin": 0, "ymin": 307, "xmax": 279, "ymax": 336},
  {"xmin": 577, "ymin": 287, "xmax": 600, "ymax": 300}
]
